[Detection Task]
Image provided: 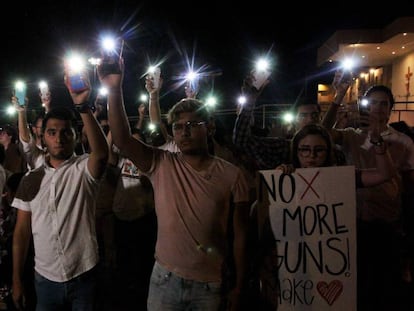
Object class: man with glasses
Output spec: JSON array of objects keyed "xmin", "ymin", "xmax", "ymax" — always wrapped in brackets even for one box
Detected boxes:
[
  {"xmin": 233, "ymin": 73, "xmax": 345, "ymax": 170},
  {"xmin": 99, "ymin": 60, "xmax": 251, "ymax": 310},
  {"xmin": 323, "ymin": 84, "xmax": 414, "ymax": 310}
]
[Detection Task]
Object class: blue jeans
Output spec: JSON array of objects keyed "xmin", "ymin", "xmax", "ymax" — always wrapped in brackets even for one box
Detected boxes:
[
  {"xmin": 34, "ymin": 267, "xmax": 97, "ymax": 311},
  {"xmin": 147, "ymin": 261, "xmax": 223, "ymax": 310}
]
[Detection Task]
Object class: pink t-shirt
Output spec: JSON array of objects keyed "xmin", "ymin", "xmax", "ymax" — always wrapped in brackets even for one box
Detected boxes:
[{"xmin": 146, "ymin": 150, "xmax": 250, "ymax": 282}]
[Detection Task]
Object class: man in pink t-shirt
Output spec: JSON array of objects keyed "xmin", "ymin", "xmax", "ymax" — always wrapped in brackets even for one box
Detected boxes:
[{"xmin": 100, "ymin": 60, "xmax": 251, "ymax": 311}]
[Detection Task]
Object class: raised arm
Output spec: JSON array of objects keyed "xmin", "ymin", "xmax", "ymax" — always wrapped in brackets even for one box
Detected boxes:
[
  {"xmin": 321, "ymin": 69, "xmax": 352, "ymax": 129},
  {"xmin": 146, "ymin": 75, "xmax": 169, "ymax": 142},
  {"xmin": 64, "ymin": 73, "xmax": 108, "ymax": 179},
  {"xmin": 233, "ymin": 73, "xmax": 289, "ymax": 169},
  {"xmin": 12, "ymin": 96, "xmax": 31, "ymax": 144},
  {"xmin": 98, "ymin": 58, "xmax": 154, "ymax": 172}
]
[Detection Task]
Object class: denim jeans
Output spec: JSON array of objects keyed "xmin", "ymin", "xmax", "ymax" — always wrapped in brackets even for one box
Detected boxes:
[
  {"xmin": 34, "ymin": 267, "xmax": 97, "ymax": 311},
  {"xmin": 147, "ymin": 261, "xmax": 222, "ymax": 310}
]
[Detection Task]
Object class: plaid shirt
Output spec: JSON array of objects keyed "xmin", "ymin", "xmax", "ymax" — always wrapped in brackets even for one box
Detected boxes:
[{"xmin": 233, "ymin": 101, "xmax": 290, "ymax": 170}]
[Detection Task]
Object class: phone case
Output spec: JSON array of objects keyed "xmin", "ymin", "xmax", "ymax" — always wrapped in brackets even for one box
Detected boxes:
[
  {"xmin": 14, "ymin": 85, "xmax": 26, "ymax": 106},
  {"xmin": 149, "ymin": 67, "xmax": 161, "ymax": 88},
  {"xmin": 68, "ymin": 72, "xmax": 90, "ymax": 93}
]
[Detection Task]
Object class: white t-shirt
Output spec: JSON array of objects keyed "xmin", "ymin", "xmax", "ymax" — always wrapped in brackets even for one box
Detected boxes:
[{"xmin": 12, "ymin": 154, "xmax": 100, "ymax": 282}]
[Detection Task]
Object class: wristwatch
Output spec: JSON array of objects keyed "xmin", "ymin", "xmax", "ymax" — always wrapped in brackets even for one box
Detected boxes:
[{"xmin": 75, "ymin": 101, "xmax": 96, "ymax": 113}]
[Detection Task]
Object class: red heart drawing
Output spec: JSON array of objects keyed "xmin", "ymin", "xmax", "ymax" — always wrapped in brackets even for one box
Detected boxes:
[{"xmin": 317, "ymin": 280, "xmax": 343, "ymax": 306}]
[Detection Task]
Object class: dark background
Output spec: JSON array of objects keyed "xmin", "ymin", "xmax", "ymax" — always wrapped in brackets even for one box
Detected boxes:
[{"xmin": 0, "ymin": 1, "xmax": 407, "ymax": 125}]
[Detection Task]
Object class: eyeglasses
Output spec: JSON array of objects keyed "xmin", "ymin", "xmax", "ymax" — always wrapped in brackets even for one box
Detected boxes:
[
  {"xmin": 298, "ymin": 147, "xmax": 327, "ymax": 157},
  {"xmin": 172, "ymin": 121, "xmax": 206, "ymax": 132}
]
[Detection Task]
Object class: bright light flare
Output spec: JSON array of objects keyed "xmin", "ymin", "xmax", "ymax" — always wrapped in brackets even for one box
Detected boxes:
[
  {"xmin": 205, "ymin": 96, "xmax": 217, "ymax": 108},
  {"xmin": 102, "ymin": 36, "xmax": 116, "ymax": 53},
  {"xmin": 88, "ymin": 57, "xmax": 101, "ymax": 66},
  {"xmin": 360, "ymin": 98, "xmax": 369, "ymax": 107},
  {"xmin": 6, "ymin": 105, "xmax": 16, "ymax": 115},
  {"xmin": 38, "ymin": 80, "xmax": 48, "ymax": 94},
  {"xmin": 15, "ymin": 80, "xmax": 26, "ymax": 92},
  {"xmin": 255, "ymin": 58, "xmax": 270, "ymax": 72},
  {"xmin": 140, "ymin": 94, "xmax": 148, "ymax": 102},
  {"xmin": 185, "ymin": 70, "xmax": 198, "ymax": 82},
  {"xmin": 341, "ymin": 58, "xmax": 356, "ymax": 71},
  {"xmin": 238, "ymin": 95, "xmax": 247, "ymax": 105},
  {"xmin": 99, "ymin": 87, "xmax": 108, "ymax": 96},
  {"xmin": 66, "ymin": 54, "xmax": 86, "ymax": 73},
  {"xmin": 283, "ymin": 112, "xmax": 294, "ymax": 123},
  {"xmin": 148, "ymin": 65, "xmax": 159, "ymax": 74},
  {"xmin": 148, "ymin": 123, "xmax": 156, "ymax": 131}
]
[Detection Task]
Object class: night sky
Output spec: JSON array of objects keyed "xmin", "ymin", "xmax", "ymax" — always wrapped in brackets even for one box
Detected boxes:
[{"xmin": 0, "ymin": 1, "xmax": 408, "ymax": 124}]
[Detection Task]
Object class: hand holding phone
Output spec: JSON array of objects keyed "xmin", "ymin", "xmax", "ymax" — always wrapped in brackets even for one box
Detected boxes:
[
  {"xmin": 65, "ymin": 55, "xmax": 91, "ymax": 93},
  {"xmin": 147, "ymin": 66, "xmax": 161, "ymax": 89},
  {"xmin": 100, "ymin": 39, "xmax": 124, "ymax": 77},
  {"xmin": 252, "ymin": 68, "xmax": 271, "ymax": 90},
  {"xmin": 39, "ymin": 82, "xmax": 50, "ymax": 104}
]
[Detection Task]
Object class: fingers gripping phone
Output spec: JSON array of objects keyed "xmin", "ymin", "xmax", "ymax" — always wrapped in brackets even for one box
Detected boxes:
[{"xmin": 252, "ymin": 68, "xmax": 271, "ymax": 90}]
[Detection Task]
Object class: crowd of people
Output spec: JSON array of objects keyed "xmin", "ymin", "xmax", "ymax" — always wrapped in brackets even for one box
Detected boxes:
[{"xmin": 0, "ymin": 56, "xmax": 413, "ymax": 311}]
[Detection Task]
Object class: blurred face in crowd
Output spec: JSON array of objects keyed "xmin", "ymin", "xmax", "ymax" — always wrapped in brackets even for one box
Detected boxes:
[
  {"xmin": 297, "ymin": 134, "xmax": 328, "ymax": 168},
  {"xmin": 42, "ymin": 118, "xmax": 76, "ymax": 161},
  {"xmin": 32, "ymin": 118, "xmax": 43, "ymax": 140},
  {"xmin": 172, "ymin": 112, "xmax": 209, "ymax": 155},
  {"xmin": 296, "ymin": 104, "xmax": 321, "ymax": 130},
  {"xmin": 366, "ymin": 90, "xmax": 392, "ymax": 130},
  {"xmin": 0, "ymin": 131, "xmax": 11, "ymax": 147}
]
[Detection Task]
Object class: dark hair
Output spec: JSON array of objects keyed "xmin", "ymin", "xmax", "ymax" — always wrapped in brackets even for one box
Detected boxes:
[
  {"xmin": 291, "ymin": 123, "xmax": 334, "ymax": 168},
  {"xmin": 364, "ymin": 85, "xmax": 395, "ymax": 110},
  {"xmin": 0, "ymin": 124, "xmax": 18, "ymax": 142},
  {"xmin": 292, "ymin": 101, "xmax": 321, "ymax": 114},
  {"xmin": 33, "ymin": 112, "xmax": 45, "ymax": 126},
  {"xmin": 167, "ymin": 98, "xmax": 210, "ymax": 124},
  {"xmin": 42, "ymin": 107, "xmax": 77, "ymax": 134}
]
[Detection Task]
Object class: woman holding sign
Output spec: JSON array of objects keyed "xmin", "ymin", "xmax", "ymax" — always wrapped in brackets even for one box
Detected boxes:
[
  {"xmin": 277, "ymin": 123, "xmax": 394, "ymax": 187},
  {"xmin": 255, "ymin": 122, "xmax": 395, "ymax": 310}
]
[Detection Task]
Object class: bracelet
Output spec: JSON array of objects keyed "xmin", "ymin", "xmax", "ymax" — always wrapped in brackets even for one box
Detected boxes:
[{"xmin": 75, "ymin": 101, "xmax": 96, "ymax": 114}]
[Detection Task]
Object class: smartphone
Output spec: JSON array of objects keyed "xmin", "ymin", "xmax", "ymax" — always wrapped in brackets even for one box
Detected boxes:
[
  {"xmin": 100, "ymin": 39, "xmax": 124, "ymax": 77},
  {"xmin": 14, "ymin": 81, "xmax": 27, "ymax": 106},
  {"xmin": 67, "ymin": 72, "xmax": 90, "ymax": 93},
  {"xmin": 252, "ymin": 68, "xmax": 271, "ymax": 90},
  {"xmin": 358, "ymin": 97, "xmax": 370, "ymax": 128},
  {"xmin": 148, "ymin": 66, "xmax": 161, "ymax": 88},
  {"xmin": 39, "ymin": 82, "xmax": 50, "ymax": 103}
]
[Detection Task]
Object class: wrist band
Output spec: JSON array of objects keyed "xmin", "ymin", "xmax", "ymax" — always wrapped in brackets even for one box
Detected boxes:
[{"xmin": 75, "ymin": 101, "xmax": 96, "ymax": 113}]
